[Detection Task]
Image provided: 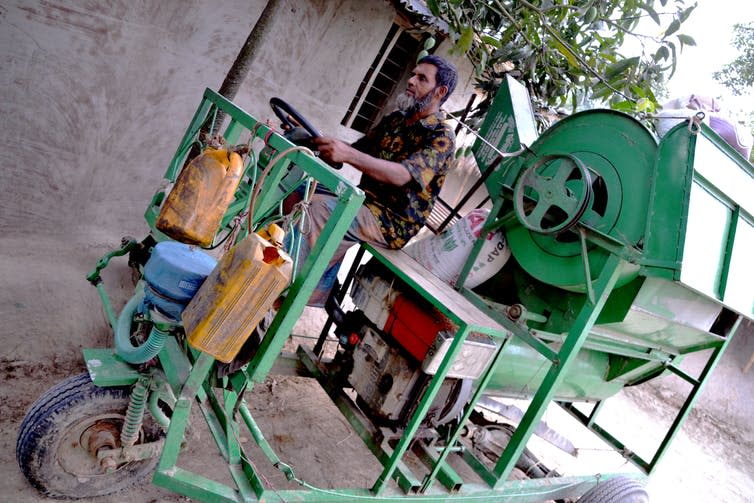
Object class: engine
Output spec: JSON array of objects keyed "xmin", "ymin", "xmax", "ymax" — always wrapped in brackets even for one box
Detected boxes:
[{"xmin": 330, "ymin": 261, "xmax": 497, "ymax": 428}]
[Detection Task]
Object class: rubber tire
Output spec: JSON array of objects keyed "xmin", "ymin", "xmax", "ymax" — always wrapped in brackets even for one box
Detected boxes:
[
  {"xmin": 578, "ymin": 476, "xmax": 650, "ymax": 503},
  {"xmin": 16, "ymin": 373, "xmax": 163, "ymax": 498}
]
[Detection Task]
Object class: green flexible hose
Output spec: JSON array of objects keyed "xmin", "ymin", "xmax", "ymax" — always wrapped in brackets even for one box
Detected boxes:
[{"xmin": 115, "ymin": 287, "xmax": 168, "ymax": 364}]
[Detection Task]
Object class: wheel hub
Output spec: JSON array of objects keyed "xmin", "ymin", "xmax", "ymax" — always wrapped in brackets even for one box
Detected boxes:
[{"xmin": 58, "ymin": 414, "xmax": 134, "ymax": 477}]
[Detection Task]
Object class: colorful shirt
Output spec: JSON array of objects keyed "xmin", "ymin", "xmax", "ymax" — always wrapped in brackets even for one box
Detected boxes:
[{"xmin": 352, "ymin": 110, "xmax": 456, "ymax": 249}]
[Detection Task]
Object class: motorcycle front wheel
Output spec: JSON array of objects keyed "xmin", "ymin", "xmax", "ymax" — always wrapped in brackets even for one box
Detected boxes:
[{"xmin": 16, "ymin": 372, "xmax": 163, "ymax": 498}]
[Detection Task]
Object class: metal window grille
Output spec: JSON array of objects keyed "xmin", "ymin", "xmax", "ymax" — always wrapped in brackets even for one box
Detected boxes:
[{"xmin": 342, "ymin": 23, "xmax": 422, "ymax": 133}]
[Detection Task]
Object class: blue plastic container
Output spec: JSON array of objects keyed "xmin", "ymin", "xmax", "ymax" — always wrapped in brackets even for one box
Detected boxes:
[{"xmin": 143, "ymin": 241, "xmax": 217, "ymax": 319}]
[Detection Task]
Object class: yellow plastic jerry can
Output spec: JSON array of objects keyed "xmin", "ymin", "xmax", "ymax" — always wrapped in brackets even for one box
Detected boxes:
[
  {"xmin": 182, "ymin": 230, "xmax": 292, "ymax": 363},
  {"xmin": 156, "ymin": 148, "xmax": 244, "ymax": 247}
]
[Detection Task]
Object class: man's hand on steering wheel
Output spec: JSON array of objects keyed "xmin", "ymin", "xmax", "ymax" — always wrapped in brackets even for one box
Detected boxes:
[{"xmin": 312, "ymin": 136, "xmax": 353, "ymax": 165}]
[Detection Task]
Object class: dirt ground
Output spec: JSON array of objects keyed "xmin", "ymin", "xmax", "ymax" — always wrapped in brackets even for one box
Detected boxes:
[{"xmin": 1, "ymin": 242, "xmax": 753, "ymax": 503}]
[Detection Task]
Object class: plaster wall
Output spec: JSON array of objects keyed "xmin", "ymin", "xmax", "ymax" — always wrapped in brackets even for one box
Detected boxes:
[
  {"xmin": 0, "ymin": 0, "xmax": 394, "ymax": 241},
  {"xmin": 0, "ymin": 3, "xmax": 752, "ymax": 501},
  {"xmin": 0, "ymin": 0, "xmax": 394, "ymax": 363}
]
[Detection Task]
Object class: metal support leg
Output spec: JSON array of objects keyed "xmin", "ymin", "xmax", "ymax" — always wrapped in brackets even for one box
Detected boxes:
[
  {"xmin": 647, "ymin": 315, "xmax": 742, "ymax": 472},
  {"xmin": 421, "ymin": 334, "xmax": 512, "ymax": 492},
  {"xmin": 371, "ymin": 324, "xmax": 475, "ymax": 495},
  {"xmin": 493, "ymin": 255, "xmax": 627, "ymax": 486},
  {"xmin": 156, "ymin": 353, "xmax": 214, "ymax": 471}
]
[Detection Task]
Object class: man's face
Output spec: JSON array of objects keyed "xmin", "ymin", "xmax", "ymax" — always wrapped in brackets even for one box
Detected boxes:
[
  {"xmin": 397, "ymin": 63, "xmax": 444, "ymax": 115},
  {"xmin": 407, "ymin": 63, "xmax": 439, "ymax": 101}
]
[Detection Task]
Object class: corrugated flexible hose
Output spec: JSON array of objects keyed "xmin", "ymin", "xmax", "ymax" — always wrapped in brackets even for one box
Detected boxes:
[{"xmin": 115, "ymin": 287, "xmax": 168, "ymax": 364}]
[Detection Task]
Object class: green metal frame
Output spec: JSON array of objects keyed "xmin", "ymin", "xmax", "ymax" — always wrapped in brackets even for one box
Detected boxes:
[
  {"xmin": 547, "ymin": 121, "xmax": 751, "ymax": 474},
  {"xmin": 291, "ymin": 241, "xmax": 642, "ymax": 500},
  {"xmin": 78, "ymin": 86, "xmax": 754, "ymax": 502},
  {"xmin": 81, "ymin": 88, "xmax": 630, "ymax": 502}
]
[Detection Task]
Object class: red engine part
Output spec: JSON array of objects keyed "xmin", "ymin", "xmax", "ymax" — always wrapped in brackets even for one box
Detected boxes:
[{"xmin": 383, "ymin": 294, "xmax": 454, "ymax": 361}]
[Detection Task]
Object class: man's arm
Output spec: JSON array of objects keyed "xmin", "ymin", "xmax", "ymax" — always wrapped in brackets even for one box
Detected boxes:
[{"xmin": 313, "ymin": 136, "xmax": 411, "ymax": 186}]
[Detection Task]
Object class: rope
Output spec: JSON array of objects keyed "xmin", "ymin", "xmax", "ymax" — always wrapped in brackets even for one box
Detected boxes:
[
  {"xmin": 222, "ymin": 211, "xmax": 249, "ymax": 253},
  {"xmin": 247, "ymin": 146, "xmax": 316, "ymax": 235},
  {"xmin": 643, "ymin": 111, "xmax": 706, "ymax": 135},
  {"xmin": 227, "ymin": 421, "xmax": 291, "ymax": 503},
  {"xmin": 279, "ymin": 179, "xmax": 318, "ymax": 236},
  {"xmin": 220, "ymin": 368, "xmax": 587, "ymax": 502}
]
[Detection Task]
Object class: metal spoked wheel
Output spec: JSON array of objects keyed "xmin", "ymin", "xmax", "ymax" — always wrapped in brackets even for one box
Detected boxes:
[
  {"xmin": 16, "ymin": 373, "xmax": 163, "ymax": 498},
  {"xmin": 513, "ymin": 153, "xmax": 592, "ymax": 234}
]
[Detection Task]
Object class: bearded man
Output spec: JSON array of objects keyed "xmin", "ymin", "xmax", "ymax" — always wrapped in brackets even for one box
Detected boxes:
[{"xmin": 299, "ymin": 54, "xmax": 459, "ymax": 307}]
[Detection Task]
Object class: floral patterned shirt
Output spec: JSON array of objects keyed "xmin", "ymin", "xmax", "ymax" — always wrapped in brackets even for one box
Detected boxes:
[{"xmin": 352, "ymin": 110, "xmax": 455, "ymax": 249}]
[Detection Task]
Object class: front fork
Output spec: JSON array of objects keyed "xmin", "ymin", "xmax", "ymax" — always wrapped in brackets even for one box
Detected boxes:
[{"xmin": 86, "ymin": 235, "xmax": 178, "ymax": 473}]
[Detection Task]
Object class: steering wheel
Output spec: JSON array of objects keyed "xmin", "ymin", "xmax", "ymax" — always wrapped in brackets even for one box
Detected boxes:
[
  {"xmin": 269, "ymin": 97, "xmax": 341, "ymax": 169},
  {"xmin": 513, "ymin": 154, "xmax": 592, "ymax": 234}
]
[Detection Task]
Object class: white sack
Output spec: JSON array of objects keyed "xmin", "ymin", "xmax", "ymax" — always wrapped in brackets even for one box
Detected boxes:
[{"xmin": 404, "ymin": 208, "xmax": 510, "ymax": 288}]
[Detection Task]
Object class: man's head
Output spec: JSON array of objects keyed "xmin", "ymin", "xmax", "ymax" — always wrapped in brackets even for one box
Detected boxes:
[{"xmin": 397, "ymin": 54, "xmax": 458, "ymax": 117}]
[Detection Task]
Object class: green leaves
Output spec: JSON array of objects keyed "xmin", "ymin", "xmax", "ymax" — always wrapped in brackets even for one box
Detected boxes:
[
  {"xmin": 605, "ymin": 57, "xmax": 640, "ymax": 79},
  {"xmin": 713, "ymin": 21, "xmax": 754, "ymax": 96},
  {"xmin": 554, "ymin": 40, "xmax": 578, "ymax": 68},
  {"xmin": 677, "ymin": 34, "xmax": 696, "ymax": 49},
  {"xmin": 679, "ymin": 4, "xmax": 696, "ymax": 23},
  {"xmin": 426, "ymin": 0, "xmax": 441, "ymax": 17},
  {"xmin": 454, "ymin": 26, "xmax": 475, "ymax": 55},
  {"xmin": 583, "ymin": 7, "xmax": 598, "ymax": 24},
  {"xmin": 480, "ymin": 35, "xmax": 501, "ymax": 48},
  {"xmin": 425, "ymin": 0, "xmax": 698, "ymax": 121},
  {"xmin": 665, "ymin": 19, "xmax": 681, "ymax": 37},
  {"xmin": 654, "ymin": 45, "xmax": 670, "ymax": 62},
  {"xmin": 641, "ymin": 3, "xmax": 661, "ymax": 25}
]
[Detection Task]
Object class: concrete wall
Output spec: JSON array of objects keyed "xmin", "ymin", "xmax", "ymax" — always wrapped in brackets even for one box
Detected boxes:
[
  {"xmin": 0, "ymin": 0, "xmax": 401, "ymax": 362},
  {"xmin": 0, "ymin": 0, "xmax": 395, "ymax": 240},
  {"xmin": 2, "ymin": 6, "xmax": 752, "ymax": 499},
  {"xmin": 0, "ymin": 0, "xmax": 485, "ymax": 363}
]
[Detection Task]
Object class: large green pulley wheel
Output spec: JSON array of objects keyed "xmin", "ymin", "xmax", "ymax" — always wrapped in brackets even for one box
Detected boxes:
[
  {"xmin": 513, "ymin": 154, "xmax": 592, "ymax": 235},
  {"xmin": 16, "ymin": 373, "xmax": 163, "ymax": 498},
  {"xmin": 506, "ymin": 111, "xmax": 658, "ymax": 292}
]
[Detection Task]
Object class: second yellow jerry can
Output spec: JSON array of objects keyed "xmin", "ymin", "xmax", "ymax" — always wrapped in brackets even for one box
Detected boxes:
[{"xmin": 182, "ymin": 231, "xmax": 293, "ymax": 363}]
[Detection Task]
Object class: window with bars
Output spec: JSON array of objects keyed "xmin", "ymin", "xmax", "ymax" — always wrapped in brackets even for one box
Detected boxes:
[{"xmin": 342, "ymin": 23, "xmax": 423, "ymax": 133}]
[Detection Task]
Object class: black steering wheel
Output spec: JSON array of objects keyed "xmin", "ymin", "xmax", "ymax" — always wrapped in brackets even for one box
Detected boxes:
[{"xmin": 269, "ymin": 97, "xmax": 341, "ymax": 170}]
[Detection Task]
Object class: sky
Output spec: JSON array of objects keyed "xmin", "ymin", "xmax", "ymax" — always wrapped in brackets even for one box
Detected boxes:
[{"xmin": 663, "ymin": 0, "xmax": 754, "ymax": 117}]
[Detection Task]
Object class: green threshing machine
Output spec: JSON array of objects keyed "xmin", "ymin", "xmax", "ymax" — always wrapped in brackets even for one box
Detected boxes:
[{"xmin": 16, "ymin": 78, "xmax": 754, "ymax": 502}]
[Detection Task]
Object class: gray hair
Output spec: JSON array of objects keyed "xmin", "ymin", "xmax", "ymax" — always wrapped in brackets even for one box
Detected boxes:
[{"xmin": 418, "ymin": 54, "xmax": 458, "ymax": 104}]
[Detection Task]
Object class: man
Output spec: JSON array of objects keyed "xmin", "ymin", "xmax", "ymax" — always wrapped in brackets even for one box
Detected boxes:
[{"xmin": 299, "ymin": 54, "xmax": 458, "ymax": 307}]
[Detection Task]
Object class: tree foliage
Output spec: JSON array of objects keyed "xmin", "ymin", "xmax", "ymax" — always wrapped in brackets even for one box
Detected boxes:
[
  {"xmin": 713, "ymin": 22, "xmax": 754, "ymax": 96},
  {"xmin": 424, "ymin": 0, "xmax": 697, "ymax": 124}
]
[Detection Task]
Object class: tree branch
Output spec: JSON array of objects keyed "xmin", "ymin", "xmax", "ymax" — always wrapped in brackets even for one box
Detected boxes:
[
  {"xmin": 488, "ymin": 0, "xmax": 539, "ymax": 49},
  {"xmin": 515, "ymin": 0, "xmax": 633, "ymax": 101}
]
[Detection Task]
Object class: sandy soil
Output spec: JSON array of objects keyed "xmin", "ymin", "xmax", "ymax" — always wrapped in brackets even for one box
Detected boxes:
[{"xmin": 1, "ymin": 238, "xmax": 753, "ymax": 503}]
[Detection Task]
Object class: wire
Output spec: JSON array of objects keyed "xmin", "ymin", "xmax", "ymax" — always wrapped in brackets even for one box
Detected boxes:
[
  {"xmin": 226, "ymin": 402, "xmax": 586, "ymax": 501},
  {"xmin": 247, "ymin": 146, "xmax": 316, "ymax": 234},
  {"xmin": 294, "ymin": 477, "xmax": 586, "ymax": 500},
  {"xmin": 444, "ymin": 110, "xmax": 527, "ymax": 159}
]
